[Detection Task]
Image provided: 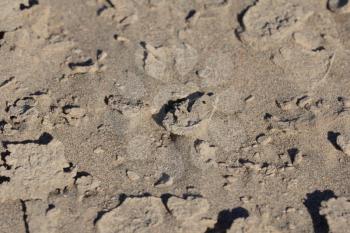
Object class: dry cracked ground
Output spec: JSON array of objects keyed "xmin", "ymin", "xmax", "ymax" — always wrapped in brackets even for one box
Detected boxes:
[{"xmin": 1, "ymin": 0, "xmax": 350, "ymax": 233}]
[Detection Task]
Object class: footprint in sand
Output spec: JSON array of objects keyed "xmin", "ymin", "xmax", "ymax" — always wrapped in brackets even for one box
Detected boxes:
[
  {"xmin": 239, "ymin": 0, "xmax": 313, "ymax": 49},
  {"xmin": 208, "ymin": 113, "xmax": 247, "ymax": 152},
  {"xmin": 154, "ymin": 92, "xmax": 216, "ymax": 136}
]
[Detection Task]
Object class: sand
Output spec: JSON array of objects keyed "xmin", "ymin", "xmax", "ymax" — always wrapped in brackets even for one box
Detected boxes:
[{"xmin": 0, "ymin": 0, "xmax": 350, "ymax": 232}]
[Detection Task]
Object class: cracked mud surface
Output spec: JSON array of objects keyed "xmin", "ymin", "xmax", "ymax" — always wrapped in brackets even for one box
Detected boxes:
[{"xmin": 1, "ymin": 0, "xmax": 350, "ymax": 233}]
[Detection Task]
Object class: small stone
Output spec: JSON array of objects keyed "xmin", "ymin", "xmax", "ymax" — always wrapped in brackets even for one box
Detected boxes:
[
  {"xmin": 66, "ymin": 107, "xmax": 86, "ymax": 118},
  {"xmin": 256, "ymin": 134, "xmax": 272, "ymax": 145},
  {"xmin": 93, "ymin": 147, "xmax": 105, "ymax": 154},
  {"xmin": 126, "ymin": 170, "xmax": 140, "ymax": 181},
  {"xmin": 337, "ymin": 133, "xmax": 350, "ymax": 156},
  {"xmin": 154, "ymin": 173, "xmax": 173, "ymax": 187},
  {"xmin": 240, "ymin": 196, "xmax": 252, "ymax": 203},
  {"xmin": 97, "ymin": 50, "xmax": 107, "ymax": 61}
]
